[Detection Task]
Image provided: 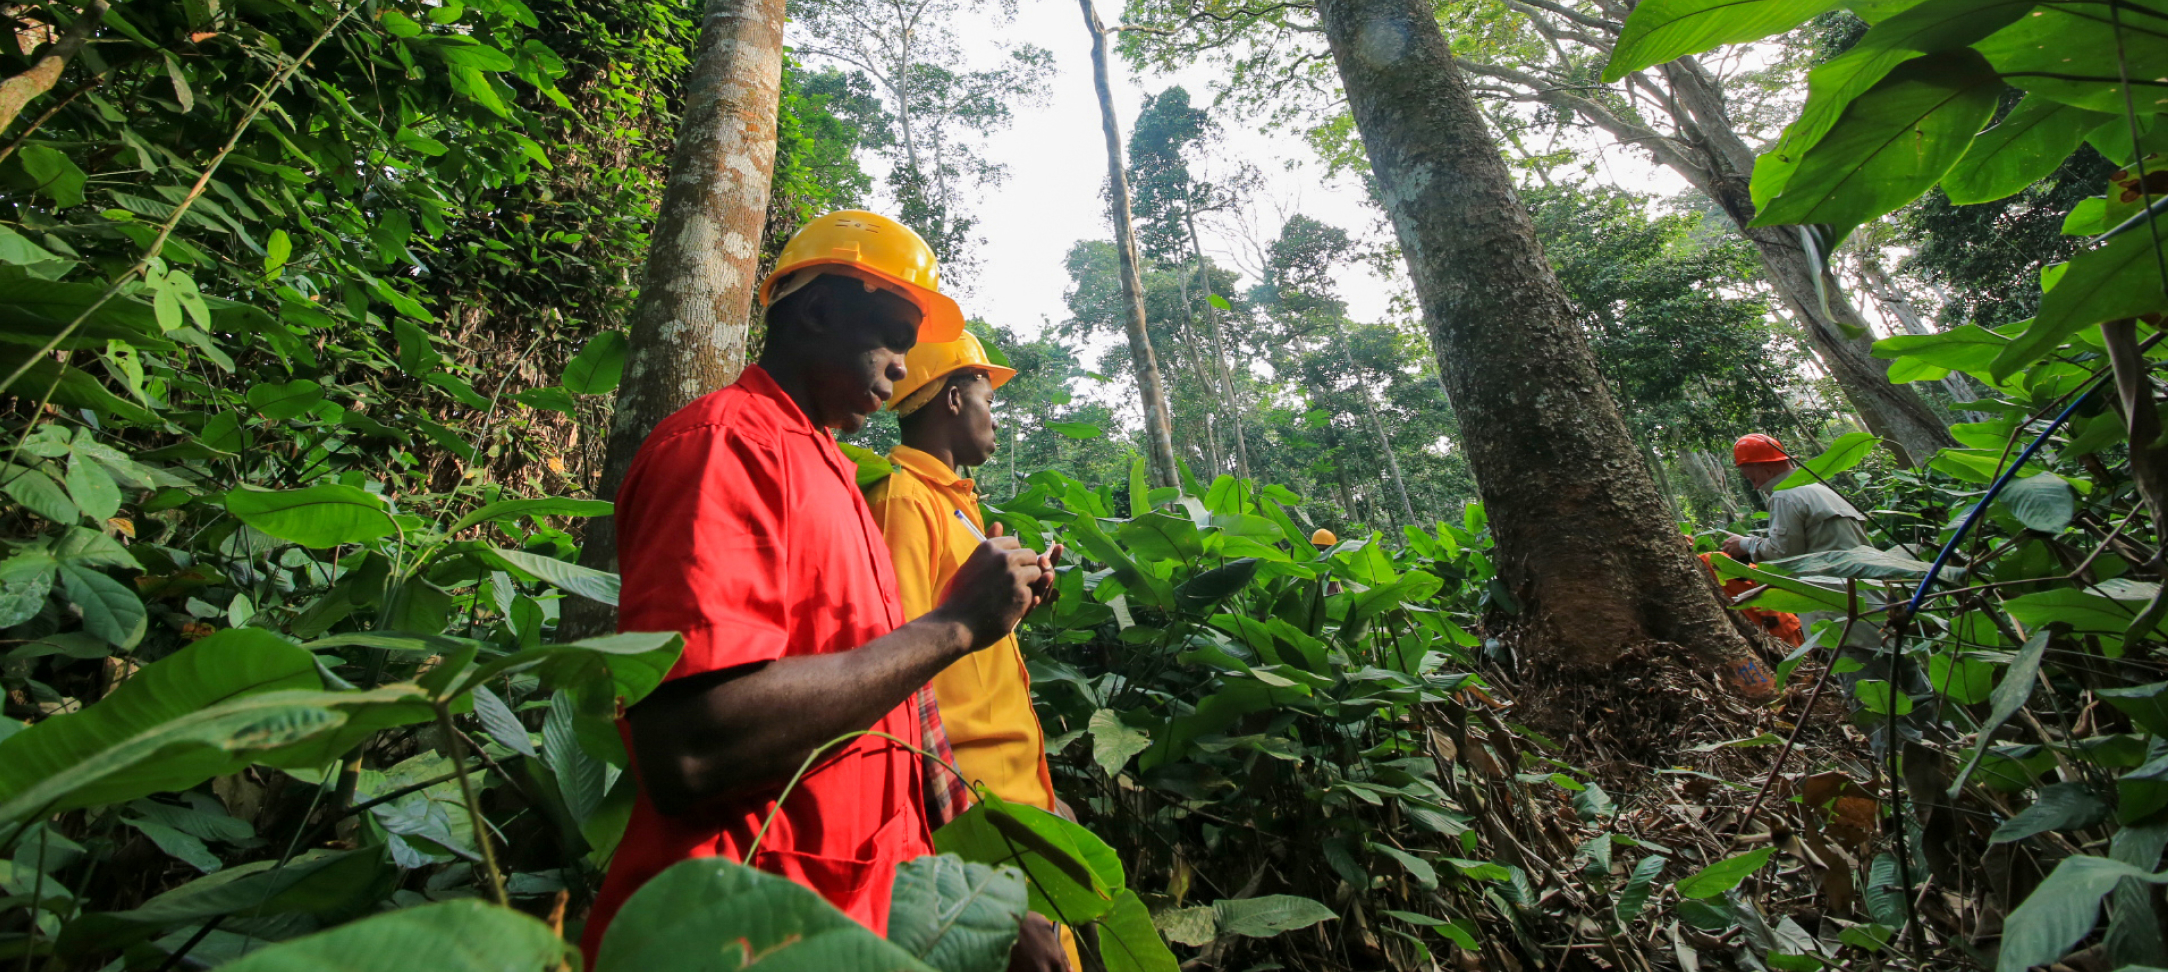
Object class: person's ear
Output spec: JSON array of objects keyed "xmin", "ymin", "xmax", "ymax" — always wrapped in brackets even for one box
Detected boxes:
[{"xmin": 944, "ymin": 382, "xmax": 965, "ymax": 417}]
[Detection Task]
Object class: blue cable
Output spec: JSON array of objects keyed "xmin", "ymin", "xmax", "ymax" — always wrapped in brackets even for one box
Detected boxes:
[{"xmin": 1903, "ymin": 377, "xmax": 2108, "ymax": 618}]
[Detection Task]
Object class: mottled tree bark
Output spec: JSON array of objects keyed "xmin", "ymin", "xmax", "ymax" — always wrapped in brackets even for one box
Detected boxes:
[
  {"xmin": 1316, "ymin": 0, "xmax": 1768, "ymax": 694},
  {"xmin": 568, "ymin": 0, "xmax": 786, "ymax": 634},
  {"xmin": 1081, "ymin": 0, "xmax": 1180, "ymax": 488},
  {"xmin": 0, "ymin": 0, "xmax": 107, "ymax": 134}
]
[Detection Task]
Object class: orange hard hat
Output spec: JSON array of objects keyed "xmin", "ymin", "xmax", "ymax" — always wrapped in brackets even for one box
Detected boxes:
[
  {"xmin": 1311, "ymin": 528, "xmax": 1337, "ymax": 546},
  {"xmin": 887, "ymin": 331, "xmax": 1017, "ymax": 410},
  {"xmin": 758, "ymin": 210, "xmax": 965, "ymax": 343},
  {"xmin": 1733, "ymin": 433, "xmax": 1790, "ymax": 466}
]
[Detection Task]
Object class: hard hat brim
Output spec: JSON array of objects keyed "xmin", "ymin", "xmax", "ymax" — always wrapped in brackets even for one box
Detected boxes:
[{"xmin": 762, "ymin": 259, "xmax": 966, "ymax": 344}]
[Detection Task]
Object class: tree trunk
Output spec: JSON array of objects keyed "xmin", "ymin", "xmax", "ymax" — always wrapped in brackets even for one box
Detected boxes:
[
  {"xmin": 1184, "ymin": 201, "xmax": 1253, "ymax": 482},
  {"xmin": 1081, "ymin": 0, "xmax": 1179, "ymax": 488},
  {"xmin": 0, "ymin": 0, "xmax": 106, "ymax": 134},
  {"xmin": 568, "ymin": 0, "xmax": 787, "ymax": 635},
  {"xmin": 1316, "ymin": 0, "xmax": 1768, "ymax": 696}
]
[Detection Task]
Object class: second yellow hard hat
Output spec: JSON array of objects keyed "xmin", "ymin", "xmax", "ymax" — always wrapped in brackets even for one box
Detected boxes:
[
  {"xmin": 760, "ymin": 210, "xmax": 965, "ymax": 343},
  {"xmin": 889, "ymin": 331, "xmax": 1017, "ymax": 410}
]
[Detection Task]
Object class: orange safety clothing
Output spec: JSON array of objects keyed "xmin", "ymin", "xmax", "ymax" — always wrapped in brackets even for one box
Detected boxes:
[
  {"xmin": 581, "ymin": 365, "xmax": 933, "ymax": 963},
  {"xmin": 1698, "ymin": 553, "xmax": 1805, "ymax": 647},
  {"xmin": 866, "ymin": 445, "xmax": 1059, "ymax": 813}
]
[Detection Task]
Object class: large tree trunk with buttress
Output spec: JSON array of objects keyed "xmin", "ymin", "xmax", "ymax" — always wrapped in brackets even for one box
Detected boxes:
[
  {"xmin": 1081, "ymin": 0, "xmax": 1180, "ymax": 488},
  {"xmin": 566, "ymin": 0, "xmax": 786, "ymax": 636},
  {"xmin": 1316, "ymin": 0, "xmax": 1770, "ymax": 698}
]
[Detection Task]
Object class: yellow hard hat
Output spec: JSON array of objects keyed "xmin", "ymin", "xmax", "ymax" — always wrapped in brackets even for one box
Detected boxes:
[
  {"xmin": 1311, "ymin": 528, "xmax": 1337, "ymax": 546},
  {"xmin": 889, "ymin": 331, "xmax": 1017, "ymax": 411},
  {"xmin": 759, "ymin": 210, "xmax": 965, "ymax": 342}
]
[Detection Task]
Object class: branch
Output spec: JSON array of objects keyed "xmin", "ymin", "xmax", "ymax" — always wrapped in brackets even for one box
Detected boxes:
[
  {"xmin": 1508, "ymin": 0, "xmax": 1620, "ymax": 34},
  {"xmin": 0, "ymin": 0, "xmax": 109, "ymax": 134},
  {"xmin": 1111, "ymin": 1, "xmax": 1313, "ymax": 35}
]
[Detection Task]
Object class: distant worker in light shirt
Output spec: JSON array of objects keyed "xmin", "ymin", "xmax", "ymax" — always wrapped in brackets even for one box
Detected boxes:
[{"xmin": 865, "ymin": 330, "xmax": 1078, "ymax": 970}]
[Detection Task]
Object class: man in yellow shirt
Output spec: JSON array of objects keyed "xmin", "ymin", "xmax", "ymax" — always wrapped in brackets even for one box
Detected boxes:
[
  {"xmin": 868, "ymin": 331, "xmax": 1079, "ymax": 971},
  {"xmin": 867, "ymin": 331, "xmax": 1062, "ymax": 815}
]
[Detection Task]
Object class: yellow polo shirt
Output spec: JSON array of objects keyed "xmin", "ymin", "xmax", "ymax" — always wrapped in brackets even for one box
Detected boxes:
[{"xmin": 866, "ymin": 446, "xmax": 1058, "ymax": 812}]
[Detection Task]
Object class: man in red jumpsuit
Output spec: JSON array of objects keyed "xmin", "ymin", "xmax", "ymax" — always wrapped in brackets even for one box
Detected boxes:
[{"xmin": 581, "ymin": 211, "xmax": 1062, "ymax": 969}]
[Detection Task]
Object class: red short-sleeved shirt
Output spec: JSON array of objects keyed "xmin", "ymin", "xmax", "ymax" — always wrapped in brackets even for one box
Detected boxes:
[{"xmin": 579, "ymin": 366, "xmax": 932, "ymax": 960}]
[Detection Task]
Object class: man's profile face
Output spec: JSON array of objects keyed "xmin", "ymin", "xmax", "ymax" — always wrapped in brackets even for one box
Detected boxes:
[
  {"xmin": 953, "ymin": 374, "xmax": 999, "ymax": 467},
  {"xmin": 805, "ymin": 287, "xmax": 922, "ymax": 433},
  {"xmin": 1741, "ymin": 459, "xmax": 1792, "ymax": 491}
]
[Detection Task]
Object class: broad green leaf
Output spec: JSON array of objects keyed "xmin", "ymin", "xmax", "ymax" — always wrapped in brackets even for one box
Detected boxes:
[
  {"xmin": 472, "ymin": 685, "xmax": 536, "ymax": 757},
  {"xmin": 1763, "ymin": 544, "xmax": 1950, "ymax": 580},
  {"xmin": 452, "ymin": 631, "xmax": 684, "ymax": 712},
  {"xmin": 1995, "ymin": 228, "xmax": 2168, "ymax": 381},
  {"xmin": 58, "ymin": 560, "xmax": 144, "ymax": 648},
  {"xmin": 431, "ymin": 37, "xmax": 519, "ymax": 72},
  {"xmin": 1675, "ymin": 848, "xmax": 1774, "ymax": 899},
  {"xmin": 1173, "ymin": 557, "xmax": 1261, "ymax": 614},
  {"xmin": 1998, "ymin": 857, "xmax": 2168, "ymax": 972},
  {"xmin": 245, "ymin": 380, "xmax": 323, "ymax": 421},
  {"xmin": 2100, "ymin": 681, "xmax": 2168, "ymax": 735},
  {"xmin": 1927, "ymin": 653, "xmax": 1995, "ymax": 706},
  {"xmin": 1089, "ymin": 709, "xmax": 1150, "ymax": 776},
  {"xmin": 226, "ymin": 484, "xmax": 397, "ymax": 548},
  {"xmin": 477, "ymin": 546, "xmax": 620, "ymax": 606},
  {"xmin": 562, "ymin": 330, "xmax": 627, "ymax": 395},
  {"xmin": 599, "ymin": 858, "xmax": 934, "ymax": 971},
  {"xmin": 0, "ymin": 550, "xmax": 55, "ymax": 627},
  {"xmin": 0, "ymin": 630, "xmax": 421, "ymax": 821},
  {"xmin": 446, "ymin": 497, "xmax": 612, "ymax": 535},
  {"xmin": 1855, "ymin": 680, "xmax": 1914, "ymax": 715},
  {"xmin": 2000, "ymin": 471, "xmax": 2075, "ymax": 533},
  {"xmin": 2005, "ymin": 585, "xmax": 2161, "ymax": 642},
  {"xmin": 1754, "ymin": 0, "xmax": 2037, "ymax": 208},
  {"xmin": 1046, "ymin": 421, "xmax": 1102, "ymax": 439},
  {"xmin": 935, "ymin": 792, "xmax": 1123, "ymax": 925},
  {"xmin": 1117, "ymin": 510, "xmax": 1203, "ymax": 563},
  {"xmin": 886, "ymin": 855, "xmax": 1026, "ymax": 972},
  {"xmin": 1211, "ymin": 895, "xmax": 1335, "ymax": 938},
  {"xmin": 64, "ymin": 847, "xmax": 393, "ymax": 952},
  {"xmin": 1373, "ymin": 844, "xmax": 1439, "ymax": 889},
  {"xmin": 1977, "ymin": 4, "xmax": 2168, "ymax": 116},
  {"xmin": 1946, "ymin": 95, "xmax": 2106, "ymax": 204},
  {"xmin": 4, "ymin": 463, "xmax": 79, "ymax": 523},
  {"xmin": 264, "ymin": 228, "xmax": 291, "ymax": 274},
  {"xmin": 1954, "ymin": 629, "xmax": 2051, "ymax": 793},
  {"xmin": 1753, "ymin": 50, "xmax": 2002, "ymax": 240},
  {"xmin": 1991, "ymin": 782, "xmax": 2111, "ymax": 845},
  {"xmin": 393, "ymin": 317, "xmax": 437, "ymax": 375},
  {"xmin": 1097, "ymin": 889, "xmax": 1180, "ymax": 972},
  {"xmin": 1154, "ymin": 905, "xmax": 1217, "ymax": 946},
  {"xmin": 1603, "ymin": 0, "xmax": 1846, "ymax": 81},
  {"xmin": 1617, "ymin": 855, "xmax": 1667, "ymax": 922},
  {"xmin": 1706, "ymin": 554, "xmax": 1850, "ymax": 612},
  {"xmin": 1773, "ymin": 431, "xmax": 1878, "ymax": 490},
  {"xmin": 514, "ymin": 385, "xmax": 577, "ymax": 414},
  {"xmin": 218, "ymin": 899, "xmax": 568, "ymax": 972},
  {"xmin": 65, "ymin": 454, "xmax": 119, "ymax": 522}
]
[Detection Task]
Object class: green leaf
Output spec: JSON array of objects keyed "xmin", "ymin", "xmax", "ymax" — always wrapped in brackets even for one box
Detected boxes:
[
  {"xmin": 1374, "ymin": 844, "xmax": 1439, "ymax": 889},
  {"xmin": 2005, "ymin": 585, "xmax": 2161, "ymax": 641},
  {"xmin": 430, "ymin": 37, "xmax": 518, "ymax": 72},
  {"xmin": 1047, "ymin": 421, "xmax": 1103, "ymax": 439},
  {"xmin": 2000, "ymin": 471, "xmax": 2075, "ymax": 533},
  {"xmin": 1763, "ymin": 544, "xmax": 1949, "ymax": 580},
  {"xmin": 393, "ymin": 317, "xmax": 437, "ymax": 376},
  {"xmin": 126, "ymin": 817, "xmax": 221, "ymax": 872},
  {"xmin": 246, "ymin": 379, "xmax": 323, "ymax": 421},
  {"xmin": 0, "ymin": 630, "xmax": 418, "ymax": 822},
  {"xmin": 1954, "ymin": 629, "xmax": 2051, "ymax": 793},
  {"xmin": 58, "ymin": 560, "xmax": 144, "ymax": 648},
  {"xmin": 514, "ymin": 385, "xmax": 577, "ymax": 414},
  {"xmin": 1945, "ymin": 94, "xmax": 2105, "ymax": 204},
  {"xmin": 1976, "ymin": 4, "xmax": 2168, "ymax": 116},
  {"xmin": 227, "ymin": 484, "xmax": 397, "ymax": 548},
  {"xmin": 935, "ymin": 791, "xmax": 1122, "ymax": 925},
  {"xmin": 264, "ymin": 228, "xmax": 291, "ymax": 274},
  {"xmin": 4, "ymin": 463, "xmax": 79, "ymax": 523},
  {"xmin": 1097, "ymin": 889, "xmax": 1180, "ymax": 972},
  {"xmin": 452, "ymin": 632, "xmax": 684, "ymax": 713},
  {"xmin": 477, "ymin": 546, "xmax": 619, "ymax": 606},
  {"xmin": 1753, "ymin": 50, "xmax": 2003, "ymax": 240},
  {"xmin": 1773, "ymin": 431, "xmax": 1879, "ymax": 490},
  {"xmin": 1995, "ymin": 228, "xmax": 2168, "ymax": 381},
  {"xmin": 472, "ymin": 685, "xmax": 535, "ymax": 757},
  {"xmin": 1174, "ymin": 558, "xmax": 1262, "ymax": 614},
  {"xmin": 1855, "ymin": 680, "xmax": 1914, "ymax": 715},
  {"xmin": 19, "ymin": 144, "xmax": 85, "ymax": 208},
  {"xmin": 2100, "ymin": 681, "xmax": 2168, "ymax": 735},
  {"xmin": 563, "ymin": 330, "xmax": 627, "ymax": 395},
  {"xmin": 1118, "ymin": 510, "xmax": 1203, "ymax": 563},
  {"xmin": 447, "ymin": 498, "xmax": 611, "ymax": 535},
  {"xmin": 599, "ymin": 857, "xmax": 934, "ymax": 971},
  {"xmin": 1675, "ymin": 848, "xmax": 1774, "ymax": 899},
  {"xmin": 1212, "ymin": 895, "xmax": 1335, "ymax": 938},
  {"xmin": 1752, "ymin": 0, "xmax": 2037, "ymax": 209},
  {"xmin": 1603, "ymin": 0, "xmax": 1846, "ymax": 81},
  {"xmin": 1998, "ymin": 857, "xmax": 2168, "ymax": 972},
  {"xmin": 64, "ymin": 454, "xmax": 119, "ymax": 522},
  {"xmin": 0, "ymin": 550, "xmax": 55, "ymax": 627},
  {"xmin": 886, "ymin": 855, "xmax": 1026, "ymax": 972},
  {"xmin": 1154, "ymin": 905, "xmax": 1218, "ymax": 946},
  {"xmin": 217, "ymin": 899, "xmax": 567, "ymax": 972},
  {"xmin": 1927, "ymin": 653, "xmax": 1995, "ymax": 706},
  {"xmin": 1991, "ymin": 782, "xmax": 2111, "ymax": 845},
  {"xmin": 1617, "ymin": 855, "xmax": 1667, "ymax": 922},
  {"xmin": 1089, "ymin": 709, "xmax": 1150, "ymax": 776}
]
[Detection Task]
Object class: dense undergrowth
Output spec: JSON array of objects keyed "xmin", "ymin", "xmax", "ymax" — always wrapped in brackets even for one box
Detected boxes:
[{"xmin": 9, "ymin": 0, "xmax": 2168, "ymax": 970}]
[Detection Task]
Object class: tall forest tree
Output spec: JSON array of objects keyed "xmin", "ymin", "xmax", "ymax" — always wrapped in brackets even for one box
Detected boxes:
[
  {"xmin": 1115, "ymin": 0, "xmax": 1958, "ymax": 467},
  {"xmin": 572, "ymin": 0, "xmax": 789, "ymax": 628},
  {"xmin": 1081, "ymin": 0, "xmax": 1180, "ymax": 487},
  {"xmin": 1313, "ymin": 0, "xmax": 1770, "ymax": 694}
]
